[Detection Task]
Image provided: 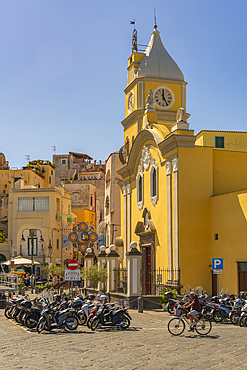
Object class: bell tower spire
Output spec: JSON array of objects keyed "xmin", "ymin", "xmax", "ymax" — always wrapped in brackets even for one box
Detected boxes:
[
  {"xmin": 154, "ymin": 8, "xmax": 157, "ymax": 30},
  {"xmin": 130, "ymin": 20, "xmax": 138, "ymax": 52}
]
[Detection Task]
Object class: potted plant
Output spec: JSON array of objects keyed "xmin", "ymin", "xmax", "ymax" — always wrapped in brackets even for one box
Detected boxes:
[{"xmin": 159, "ymin": 288, "xmax": 178, "ymax": 311}]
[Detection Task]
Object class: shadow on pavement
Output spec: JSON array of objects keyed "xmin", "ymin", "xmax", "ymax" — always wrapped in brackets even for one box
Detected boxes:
[{"xmin": 183, "ymin": 334, "xmax": 220, "ymax": 340}]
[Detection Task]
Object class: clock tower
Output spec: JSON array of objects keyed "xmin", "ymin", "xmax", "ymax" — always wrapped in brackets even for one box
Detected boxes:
[{"xmin": 122, "ymin": 25, "xmax": 189, "ymax": 149}]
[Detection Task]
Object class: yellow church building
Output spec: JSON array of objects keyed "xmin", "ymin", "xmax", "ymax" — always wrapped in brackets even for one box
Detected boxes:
[{"xmin": 118, "ymin": 25, "xmax": 247, "ymax": 296}]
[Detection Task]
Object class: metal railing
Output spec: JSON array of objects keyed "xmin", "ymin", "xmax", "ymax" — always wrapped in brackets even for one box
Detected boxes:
[
  {"xmin": 142, "ymin": 268, "xmax": 181, "ymax": 295},
  {"xmin": 113, "ymin": 268, "xmax": 127, "ymax": 294},
  {"xmin": 0, "ymin": 273, "xmax": 19, "ymax": 293}
]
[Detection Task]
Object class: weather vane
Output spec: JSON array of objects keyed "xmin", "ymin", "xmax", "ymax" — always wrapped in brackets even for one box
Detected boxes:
[
  {"xmin": 130, "ymin": 19, "xmax": 137, "ymax": 52},
  {"xmin": 154, "ymin": 9, "xmax": 157, "ymax": 29}
]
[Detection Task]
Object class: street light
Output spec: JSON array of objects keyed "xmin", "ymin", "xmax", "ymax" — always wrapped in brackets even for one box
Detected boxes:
[
  {"xmin": 20, "ymin": 228, "xmax": 44, "ymax": 293},
  {"xmin": 47, "ymin": 228, "xmax": 60, "ymax": 262}
]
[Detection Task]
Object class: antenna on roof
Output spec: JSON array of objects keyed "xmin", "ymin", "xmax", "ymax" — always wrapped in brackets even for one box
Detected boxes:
[
  {"xmin": 52, "ymin": 146, "xmax": 56, "ymax": 155},
  {"xmin": 25, "ymin": 154, "xmax": 30, "ymax": 162},
  {"xmin": 154, "ymin": 9, "xmax": 157, "ymax": 29},
  {"xmin": 130, "ymin": 19, "xmax": 137, "ymax": 52}
]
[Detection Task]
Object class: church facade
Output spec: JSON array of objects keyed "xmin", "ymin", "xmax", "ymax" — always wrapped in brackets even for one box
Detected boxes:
[{"xmin": 118, "ymin": 26, "xmax": 247, "ymax": 295}]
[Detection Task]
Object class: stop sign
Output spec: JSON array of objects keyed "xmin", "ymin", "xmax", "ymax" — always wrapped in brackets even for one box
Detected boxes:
[{"xmin": 67, "ymin": 259, "xmax": 79, "ymax": 270}]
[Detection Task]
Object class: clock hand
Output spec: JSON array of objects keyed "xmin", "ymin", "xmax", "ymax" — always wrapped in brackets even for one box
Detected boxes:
[{"xmin": 162, "ymin": 90, "xmax": 168, "ymax": 106}]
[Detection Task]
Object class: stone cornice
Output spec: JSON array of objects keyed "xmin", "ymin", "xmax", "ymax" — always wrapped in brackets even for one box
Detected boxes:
[
  {"xmin": 158, "ymin": 132, "xmax": 196, "ymax": 157},
  {"xmin": 121, "ymin": 109, "xmax": 144, "ymax": 129},
  {"xmin": 125, "ymin": 77, "xmax": 187, "ymax": 94},
  {"xmin": 122, "ymin": 109, "xmax": 190, "ymax": 129}
]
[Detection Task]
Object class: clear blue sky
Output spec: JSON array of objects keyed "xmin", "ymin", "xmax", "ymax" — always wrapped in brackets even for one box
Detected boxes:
[{"xmin": 1, "ymin": 0, "xmax": 247, "ymax": 168}]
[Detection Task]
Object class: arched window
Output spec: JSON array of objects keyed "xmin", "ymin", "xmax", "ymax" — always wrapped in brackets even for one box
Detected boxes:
[
  {"xmin": 152, "ymin": 168, "xmax": 156, "ymax": 197},
  {"xmin": 105, "ymin": 196, "xmax": 110, "ymax": 216},
  {"xmin": 136, "ymin": 166, "xmax": 144, "ymax": 210},
  {"xmin": 138, "ymin": 176, "xmax": 143, "ymax": 202},
  {"xmin": 150, "ymin": 161, "xmax": 158, "ymax": 206},
  {"xmin": 106, "ymin": 170, "xmax": 110, "ymax": 188}
]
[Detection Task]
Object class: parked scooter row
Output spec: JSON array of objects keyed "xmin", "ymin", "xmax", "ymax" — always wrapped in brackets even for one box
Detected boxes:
[
  {"xmin": 4, "ymin": 292, "xmax": 132, "ymax": 333},
  {"xmin": 165, "ymin": 289, "xmax": 247, "ymax": 327}
]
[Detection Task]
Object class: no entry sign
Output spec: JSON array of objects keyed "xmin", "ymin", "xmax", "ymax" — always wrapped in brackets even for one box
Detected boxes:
[{"xmin": 67, "ymin": 259, "xmax": 79, "ymax": 270}]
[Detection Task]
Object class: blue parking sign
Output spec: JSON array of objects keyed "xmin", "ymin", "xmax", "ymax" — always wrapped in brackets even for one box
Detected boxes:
[{"xmin": 212, "ymin": 258, "xmax": 223, "ymax": 270}]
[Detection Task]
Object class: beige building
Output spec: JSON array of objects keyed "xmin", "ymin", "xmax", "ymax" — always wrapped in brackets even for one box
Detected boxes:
[
  {"xmin": 0, "ymin": 155, "xmax": 76, "ymax": 273},
  {"xmin": 54, "ymin": 152, "xmax": 105, "ymax": 230},
  {"xmin": 8, "ymin": 180, "xmax": 76, "ymax": 274},
  {"xmin": 104, "ymin": 153, "xmax": 122, "ymax": 251}
]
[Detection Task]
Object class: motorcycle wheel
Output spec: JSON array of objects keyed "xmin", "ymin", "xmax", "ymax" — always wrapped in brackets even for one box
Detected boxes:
[
  {"xmin": 87, "ymin": 316, "xmax": 94, "ymax": 328},
  {"xmin": 242, "ymin": 316, "xmax": 247, "ymax": 327},
  {"xmin": 4, "ymin": 307, "xmax": 12, "ymax": 319},
  {"xmin": 230, "ymin": 312, "xmax": 240, "ymax": 325},
  {"xmin": 25, "ymin": 315, "xmax": 39, "ymax": 329},
  {"xmin": 16, "ymin": 311, "xmax": 23, "ymax": 324},
  {"xmin": 37, "ymin": 319, "xmax": 46, "ymax": 334},
  {"xmin": 239, "ymin": 316, "xmax": 247, "ymax": 327},
  {"xmin": 167, "ymin": 303, "xmax": 175, "ymax": 315},
  {"xmin": 65, "ymin": 317, "xmax": 78, "ymax": 331},
  {"xmin": 14, "ymin": 310, "xmax": 20, "ymax": 323},
  {"xmin": 77, "ymin": 312, "xmax": 87, "ymax": 325},
  {"xmin": 120, "ymin": 316, "xmax": 130, "ymax": 329},
  {"xmin": 213, "ymin": 310, "xmax": 224, "ymax": 323},
  {"xmin": 91, "ymin": 317, "xmax": 100, "ymax": 331}
]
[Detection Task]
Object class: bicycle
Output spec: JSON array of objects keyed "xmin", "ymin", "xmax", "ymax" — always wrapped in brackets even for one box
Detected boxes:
[{"xmin": 168, "ymin": 305, "xmax": 212, "ymax": 336}]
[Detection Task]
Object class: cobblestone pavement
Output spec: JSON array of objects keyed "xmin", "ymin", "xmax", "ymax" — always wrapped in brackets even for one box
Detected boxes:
[{"xmin": 1, "ymin": 308, "xmax": 247, "ymax": 369}]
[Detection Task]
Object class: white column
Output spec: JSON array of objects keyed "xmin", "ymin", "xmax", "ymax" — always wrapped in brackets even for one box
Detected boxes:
[
  {"xmin": 127, "ymin": 242, "xmax": 141, "ymax": 297},
  {"xmin": 165, "ymin": 161, "xmax": 173, "ymax": 281},
  {"xmin": 127, "ymin": 183, "xmax": 131, "ymax": 252},
  {"xmin": 106, "ymin": 258, "xmax": 110, "ymax": 293},
  {"xmin": 172, "ymin": 158, "xmax": 179, "ymax": 282},
  {"xmin": 122, "ymin": 186, "xmax": 127, "ymax": 268}
]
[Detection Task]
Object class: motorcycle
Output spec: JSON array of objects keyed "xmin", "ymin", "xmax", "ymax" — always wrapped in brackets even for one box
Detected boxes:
[
  {"xmin": 238, "ymin": 303, "xmax": 247, "ymax": 327},
  {"xmin": 90, "ymin": 304, "xmax": 132, "ymax": 331},
  {"xmin": 4, "ymin": 297, "xmax": 20, "ymax": 319},
  {"xmin": 37, "ymin": 304, "xmax": 79, "ymax": 333}
]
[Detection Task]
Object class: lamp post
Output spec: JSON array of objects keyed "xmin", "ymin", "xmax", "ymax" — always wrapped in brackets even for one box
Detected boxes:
[
  {"xmin": 20, "ymin": 228, "xmax": 44, "ymax": 293},
  {"xmin": 48, "ymin": 228, "xmax": 59, "ymax": 264}
]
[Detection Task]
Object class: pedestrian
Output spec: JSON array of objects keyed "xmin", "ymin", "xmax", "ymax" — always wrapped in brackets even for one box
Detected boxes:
[
  {"xmin": 53, "ymin": 275, "xmax": 58, "ymax": 285},
  {"xmin": 30, "ymin": 274, "xmax": 35, "ymax": 293},
  {"xmin": 26, "ymin": 274, "xmax": 30, "ymax": 288}
]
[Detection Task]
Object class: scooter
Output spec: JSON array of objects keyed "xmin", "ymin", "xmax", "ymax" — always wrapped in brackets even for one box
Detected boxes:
[
  {"xmin": 90, "ymin": 304, "xmax": 132, "ymax": 331},
  {"xmin": 37, "ymin": 304, "xmax": 78, "ymax": 333}
]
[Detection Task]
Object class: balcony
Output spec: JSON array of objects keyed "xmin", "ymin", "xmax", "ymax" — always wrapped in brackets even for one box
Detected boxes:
[
  {"xmin": 67, "ymin": 216, "xmax": 75, "ymax": 223},
  {"xmin": 56, "ymin": 211, "xmax": 62, "ymax": 220}
]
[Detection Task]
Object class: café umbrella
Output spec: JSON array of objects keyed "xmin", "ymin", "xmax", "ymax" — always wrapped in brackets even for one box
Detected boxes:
[{"xmin": 1, "ymin": 257, "xmax": 41, "ymax": 266}]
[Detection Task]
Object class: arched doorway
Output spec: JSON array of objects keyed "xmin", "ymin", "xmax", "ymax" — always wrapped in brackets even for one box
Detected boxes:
[
  {"xmin": 0, "ymin": 254, "xmax": 8, "ymax": 273},
  {"xmin": 0, "ymin": 254, "xmax": 6, "ymax": 262}
]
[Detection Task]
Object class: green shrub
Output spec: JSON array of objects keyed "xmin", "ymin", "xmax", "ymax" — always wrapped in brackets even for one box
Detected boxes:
[{"xmin": 159, "ymin": 288, "xmax": 179, "ymax": 304}]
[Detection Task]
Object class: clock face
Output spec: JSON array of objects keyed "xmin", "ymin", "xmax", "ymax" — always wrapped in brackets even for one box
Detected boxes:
[
  {"xmin": 128, "ymin": 91, "xmax": 135, "ymax": 113},
  {"xmin": 154, "ymin": 86, "xmax": 174, "ymax": 109}
]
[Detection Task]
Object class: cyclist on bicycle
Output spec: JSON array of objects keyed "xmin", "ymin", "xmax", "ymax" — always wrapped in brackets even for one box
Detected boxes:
[{"xmin": 183, "ymin": 292, "xmax": 201, "ymax": 332}]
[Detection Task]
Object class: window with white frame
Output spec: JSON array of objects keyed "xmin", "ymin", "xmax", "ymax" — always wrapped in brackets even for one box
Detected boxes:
[
  {"xmin": 28, "ymin": 238, "xmax": 37, "ymax": 256},
  {"xmin": 73, "ymin": 193, "xmax": 78, "ymax": 203},
  {"xmin": 150, "ymin": 161, "xmax": 158, "ymax": 206},
  {"xmin": 136, "ymin": 166, "xmax": 144, "ymax": 210},
  {"xmin": 18, "ymin": 197, "xmax": 49, "ymax": 212}
]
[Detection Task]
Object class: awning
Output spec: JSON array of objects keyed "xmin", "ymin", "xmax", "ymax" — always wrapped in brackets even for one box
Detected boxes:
[{"xmin": 0, "ymin": 257, "xmax": 41, "ymax": 266}]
